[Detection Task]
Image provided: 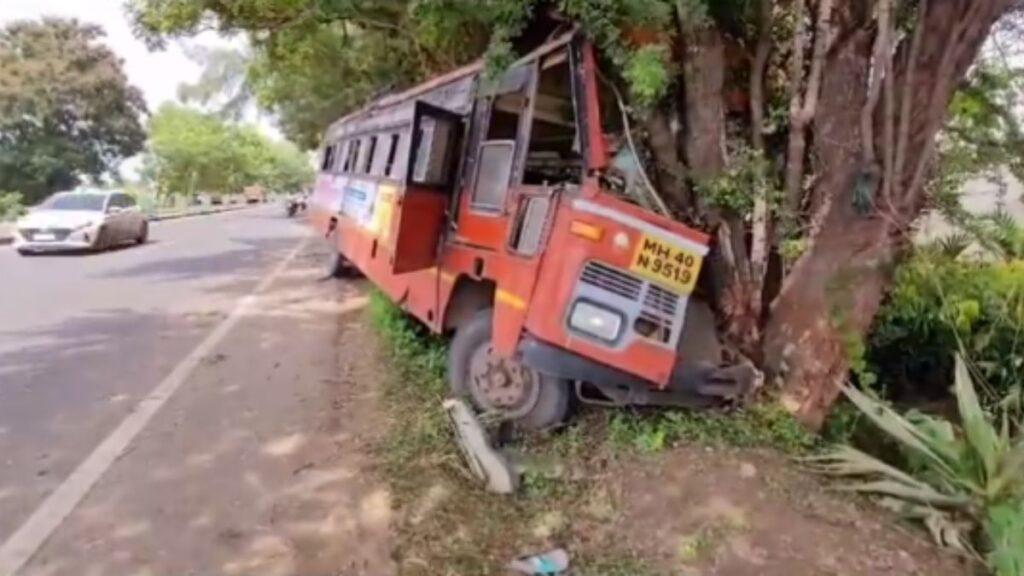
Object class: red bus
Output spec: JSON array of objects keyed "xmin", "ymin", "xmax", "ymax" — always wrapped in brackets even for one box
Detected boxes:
[{"xmin": 309, "ymin": 31, "xmax": 753, "ymax": 428}]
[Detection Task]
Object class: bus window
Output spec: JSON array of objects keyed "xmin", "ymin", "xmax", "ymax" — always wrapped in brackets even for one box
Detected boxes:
[
  {"xmin": 411, "ymin": 116, "xmax": 459, "ymax": 187},
  {"xmin": 469, "ymin": 92, "xmax": 527, "ymax": 210},
  {"xmin": 364, "ymin": 135, "xmax": 378, "ymax": 174},
  {"xmin": 472, "ymin": 141, "xmax": 515, "ymax": 211},
  {"xmin": 340, "ymin": 140, "xmax": 352, "ymax": 172},
  {"xmin": 487, "ymin": 93, "xmax": 525, "ymax": 140},
  {"xmin": 523, "ymin": 51, "xmax": 581, "ymax": 186},
  {"xmin": 321, "ymin": 144, "xmax": 335, "ymax": 172},
  {"xmin": 333, "ymin": 141, "xmax": 347, "ymax": 174},
  {"xmin": 390, "ymin": 131, "xmax": 409, "ymax": 180},
  {"xmin": 383, "ymin": 133, "xmax": 400, "ymax": 177},
  {"xmin": 355, "ymin": 137, "xmax": 371, "ymax": 175},
  {"xmin": 346, "ymin": 139, "xmax": 361, "ymax": 173}
]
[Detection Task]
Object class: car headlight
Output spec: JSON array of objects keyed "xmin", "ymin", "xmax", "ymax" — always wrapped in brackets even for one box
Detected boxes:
[
  {"xmin": 72, "ymin": 221, "xmax": 96, "ymax": 231},
  {"xmin": 568, "ymin": 300, "xmax": 623, "ymax": 343}
]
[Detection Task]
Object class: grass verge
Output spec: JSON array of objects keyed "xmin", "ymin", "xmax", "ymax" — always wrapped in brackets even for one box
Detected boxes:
[{"xmin": 367, "ymin": 291, "xmax": 812, "ymax": 574}]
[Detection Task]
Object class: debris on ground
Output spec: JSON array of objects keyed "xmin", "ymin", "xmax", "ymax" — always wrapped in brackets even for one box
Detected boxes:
[
  {"xmin": 507, "ymin": 548, "xmax": 570, "ymax": 575},
  {"xmin": 443, "ymin": 398, "xmax": 518, "ymax": 494}
]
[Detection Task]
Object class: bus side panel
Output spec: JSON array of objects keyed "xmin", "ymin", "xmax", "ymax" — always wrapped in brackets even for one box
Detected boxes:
[
  {"xmin": 309, "ymin": 172, "xmax": 342, "ymax": 237},
  {"xmin": 329, "ymin": 177, "xmax": 445, "ymax": 331},
  {"xmin": 435, "ymin": 243, "xmax": 544, "ymax": 357}
]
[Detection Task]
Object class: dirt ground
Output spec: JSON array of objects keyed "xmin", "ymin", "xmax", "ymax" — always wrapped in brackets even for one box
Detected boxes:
[
  {"xmin": 588, "ymin": 447, "xmax": 973, "ymax": 576},
  {"xmin": 368, "ymin": 297, "xmax": 976, "ymax": 576}
]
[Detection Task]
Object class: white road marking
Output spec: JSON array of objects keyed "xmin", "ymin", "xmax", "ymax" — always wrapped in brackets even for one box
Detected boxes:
[{"xmin": 0, "ymin": 237, "xmax": 310, "ymax": 576}]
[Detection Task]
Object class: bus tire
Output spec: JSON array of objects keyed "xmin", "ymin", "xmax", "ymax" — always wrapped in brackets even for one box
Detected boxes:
[
  {"xmin": 324, "ymin": 230, "xmax": 345, "ymax": 278},
  {"xmin": 448, "ymin": 309, "xmax": 570, "ymax": 430}
]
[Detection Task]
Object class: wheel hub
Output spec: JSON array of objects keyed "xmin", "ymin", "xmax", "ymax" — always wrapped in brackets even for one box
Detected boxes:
[{"xmin": 468, "ymin": 346, "xmax": 539, "ymax": 417}]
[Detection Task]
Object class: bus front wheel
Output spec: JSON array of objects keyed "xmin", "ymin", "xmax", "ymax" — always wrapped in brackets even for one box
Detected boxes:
[{"xmin": 448, "ymin": 309, "xmax": 570, "ymax": 430}]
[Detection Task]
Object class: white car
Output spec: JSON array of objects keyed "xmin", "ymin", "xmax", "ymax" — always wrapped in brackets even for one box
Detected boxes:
[{"xmin": 14, "ymin": 190, "xmax": 149, "ymax": 255}]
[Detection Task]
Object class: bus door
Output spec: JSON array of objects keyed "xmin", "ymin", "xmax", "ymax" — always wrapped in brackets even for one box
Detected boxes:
[
  {"xmin": 453, "ymin": 63, "xmax": 538, "ymax": 251},
  {"xmin": 388, "ymin": 101, "xmax": 464, "ymax": 274}
]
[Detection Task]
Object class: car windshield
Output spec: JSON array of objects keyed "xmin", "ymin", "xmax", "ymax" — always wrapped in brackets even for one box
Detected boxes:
[{"xmin": 43, "ymin": 194, "xmax": 107, "ymax": 211}]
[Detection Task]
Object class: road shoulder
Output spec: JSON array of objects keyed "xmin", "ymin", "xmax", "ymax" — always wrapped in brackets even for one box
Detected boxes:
[{"xmin": 20, "ymin": 245, "xmax": 395, "ymax": 576}]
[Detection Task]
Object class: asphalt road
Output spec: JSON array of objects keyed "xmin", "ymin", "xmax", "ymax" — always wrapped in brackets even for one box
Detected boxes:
[{"xmin": 0, "ymin": 205, "xmax": 391, "ymax": 575}]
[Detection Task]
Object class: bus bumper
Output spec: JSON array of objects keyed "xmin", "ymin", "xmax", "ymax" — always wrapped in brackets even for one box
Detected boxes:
[{"xmin": 518, "ymin": 336, "xmax": 757, "ymax": 408}]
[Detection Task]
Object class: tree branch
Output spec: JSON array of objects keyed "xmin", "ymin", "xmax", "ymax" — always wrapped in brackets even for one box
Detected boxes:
[
  {"xmin": 749, "ymin": 0, "xmax": 774, "ymax": 301},
  {"xmin": 783, "ymin": 0, "xmax": 835, "ymax": 220},
  {"xmin": 860, "ymin": 0, "xmax": 892, "ymax": 166},
  {"xmin": 892, "ymin": 0, "xmax": 927, "ymax": 201},
  {"xmin": 903, "ymin": 2, "xmax": 985, "ymax": 214}
]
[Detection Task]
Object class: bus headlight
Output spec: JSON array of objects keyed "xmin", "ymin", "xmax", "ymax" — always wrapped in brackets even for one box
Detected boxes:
[{"xmin": 569, "ymin": 300, "xmax": 623, "ymax": 343}]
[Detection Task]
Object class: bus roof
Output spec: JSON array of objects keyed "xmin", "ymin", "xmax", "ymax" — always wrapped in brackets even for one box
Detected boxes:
[{"xmin": 325, "ymin": 30, "xmax": 577, "ymax": 141}]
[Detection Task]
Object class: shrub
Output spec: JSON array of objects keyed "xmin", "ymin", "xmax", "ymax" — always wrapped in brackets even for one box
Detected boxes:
[
  {"xmin": 868, "ymin": 252, "xmax": 1024, "ymax": 404},
  {"xmin": 0, "ymin": 192, "xmax": 25, "ymax": 221},
  {"xmin": 809, "ymin": 355, "xmax": 1024, "ymax": 575}
]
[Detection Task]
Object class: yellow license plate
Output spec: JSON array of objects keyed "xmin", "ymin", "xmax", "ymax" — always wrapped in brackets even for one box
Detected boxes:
[{"xmin": 630, "ymin": 235, "xmax": 703, "ymax": 294}]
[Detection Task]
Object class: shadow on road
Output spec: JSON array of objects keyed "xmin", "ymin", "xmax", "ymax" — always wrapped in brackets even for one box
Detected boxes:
[{"xmin": 96, "ymin": 236, "xmax": 299, "ymax": 283}]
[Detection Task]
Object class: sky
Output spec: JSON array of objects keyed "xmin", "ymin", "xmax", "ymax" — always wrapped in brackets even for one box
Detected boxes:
[
  {"xmin": 0, "ymin": 0, "xmax": 282, "ymax": 177},
  {"xmin": 0, "ymin": 0, "xmax": 226, "ymax": 111}
]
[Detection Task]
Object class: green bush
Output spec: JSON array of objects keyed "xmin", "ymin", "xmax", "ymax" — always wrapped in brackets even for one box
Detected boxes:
[
  {"xmin": 0, "ymin": 192, "xmax": 25, "ymax": 221},
  {"xmin": 810, "ymin": 356, "xmax": 1024, "ymax": 575},
  {"xmin": 868, "ymin": 253, "xmax": 1024, "ymax": 404}
]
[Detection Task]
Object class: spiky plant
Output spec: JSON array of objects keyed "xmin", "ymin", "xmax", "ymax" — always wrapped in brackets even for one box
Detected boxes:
[{"xmin": 808, "ymin": 355, "xmax": 1024, "ymax": 574}]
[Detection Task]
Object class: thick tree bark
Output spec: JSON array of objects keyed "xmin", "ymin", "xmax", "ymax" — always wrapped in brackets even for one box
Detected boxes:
[
  {"xmin": 644, "ymin": 109, "xmax": 691, "ymax": 213},
  {"xmin": 682, "ymin": 28, "xmax": 726, "ymax": 181},
  {"xmin": 764, "ymin": 0, "xmax": 1016, "ymax": 428},
  {"xmin": 764, "ymin": 13, "xmax": 876, "ymax": 428},
  {"xmin": 679, "ymin": 25, "xmax": 765, "ymax": 355}
]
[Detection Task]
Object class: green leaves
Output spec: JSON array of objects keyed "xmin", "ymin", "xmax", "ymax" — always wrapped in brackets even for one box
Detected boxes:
[
  {"xmin": 623, "ymin": 44, "xmax": 672, "ymax": 107},
  {"xmin": 812, "ymin": 359, "xmax": 1024, "ymax": 574},
  {"xmin": 0, "ymin": 191, "xmax": 25, "ymax": 221},
  {"xmin": 694, "ymin": 145, "xmax": 779, "ymax": 216},
  {"xmin": 986, "ymin": 502, "xmax": 1024, "ymax": 576},
  {"xmin": 145, "ymin": 104, "xmax": 312, "ymax": 197},
  {"xmin": 869, "ymin": 253, "xmax": 1024, "ymax": 404},
  {"xmin": 0, "ymin": 19, "xmax": 147, "ymax": 203}
]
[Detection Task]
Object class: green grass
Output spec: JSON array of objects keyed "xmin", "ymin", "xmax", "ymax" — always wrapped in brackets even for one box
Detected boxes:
[
  {"xmin": 367, "ymin": 291, "xmax": 814, "ymax": 574},
  {"xmin": 605, "ymin": 402, "xmax": 816, "ymax": 456}
]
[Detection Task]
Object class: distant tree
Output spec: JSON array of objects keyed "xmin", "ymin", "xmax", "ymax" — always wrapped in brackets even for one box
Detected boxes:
[
  {"xmin": 0, "ymin": 18, "xmax": 147, "ymax": 204},
  {"xmin": 146, "ymin": 104, "xmax": 312, "ymax": 198}
]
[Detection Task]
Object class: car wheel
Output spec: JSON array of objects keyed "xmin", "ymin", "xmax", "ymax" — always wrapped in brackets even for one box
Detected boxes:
[
  {"xmin": 448, "ymin": 309, "xmax": 570, "ymax": 430},
  {"xmin": 136, "ymin": 221, "xmax": 149, "ymax": 244},
  {"xmin": 94, "ymin": 226, "xmax": 110, "ymax": 252},
  {"xmin": 16, "ymin": 248, "xmax": 35, "ymax": 257}
]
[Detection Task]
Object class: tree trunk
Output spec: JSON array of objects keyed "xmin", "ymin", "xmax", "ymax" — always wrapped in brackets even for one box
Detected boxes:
[
  {"xmin": 681, "ymin": 28, "xmax": 726, "ymax": 181},
  {"xmin": 643, "ymin": 109, "xmax": 690, "ymax": 213},
  {"xmin": 763, "ymin": 203, "xmax": 894, "ymax": 429},
  {"xmin": 764, "ymin": 0, "xmax": 1016, "ymax": 428},
  {"xmin": 678, "ymin": 25, "xmax": 766, "ymax": 354}
]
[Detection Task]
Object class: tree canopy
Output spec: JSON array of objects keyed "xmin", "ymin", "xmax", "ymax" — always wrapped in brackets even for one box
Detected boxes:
[
  {"xmin": 144, "ymin": 104, "xmax": 312, "ymax": 197},
  {"xmin": 0, "ymin": 18, "xmax": 147, "ymax": 204}
]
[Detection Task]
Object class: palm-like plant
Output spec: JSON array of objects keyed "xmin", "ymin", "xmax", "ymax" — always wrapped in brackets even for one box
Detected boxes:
[{"xmin": 809, "ymin": 355, "xmax": 1024, "ymax": 574}]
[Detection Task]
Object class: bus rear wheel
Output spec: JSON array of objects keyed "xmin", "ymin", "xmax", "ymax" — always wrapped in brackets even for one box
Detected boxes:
[
  {"xmin": 448, "ymin": 310, "xmax": 570, "ymax": 430},
  {"xmin": 324, "ymin": 230, "xmax": 346, "ymax": 278}
]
